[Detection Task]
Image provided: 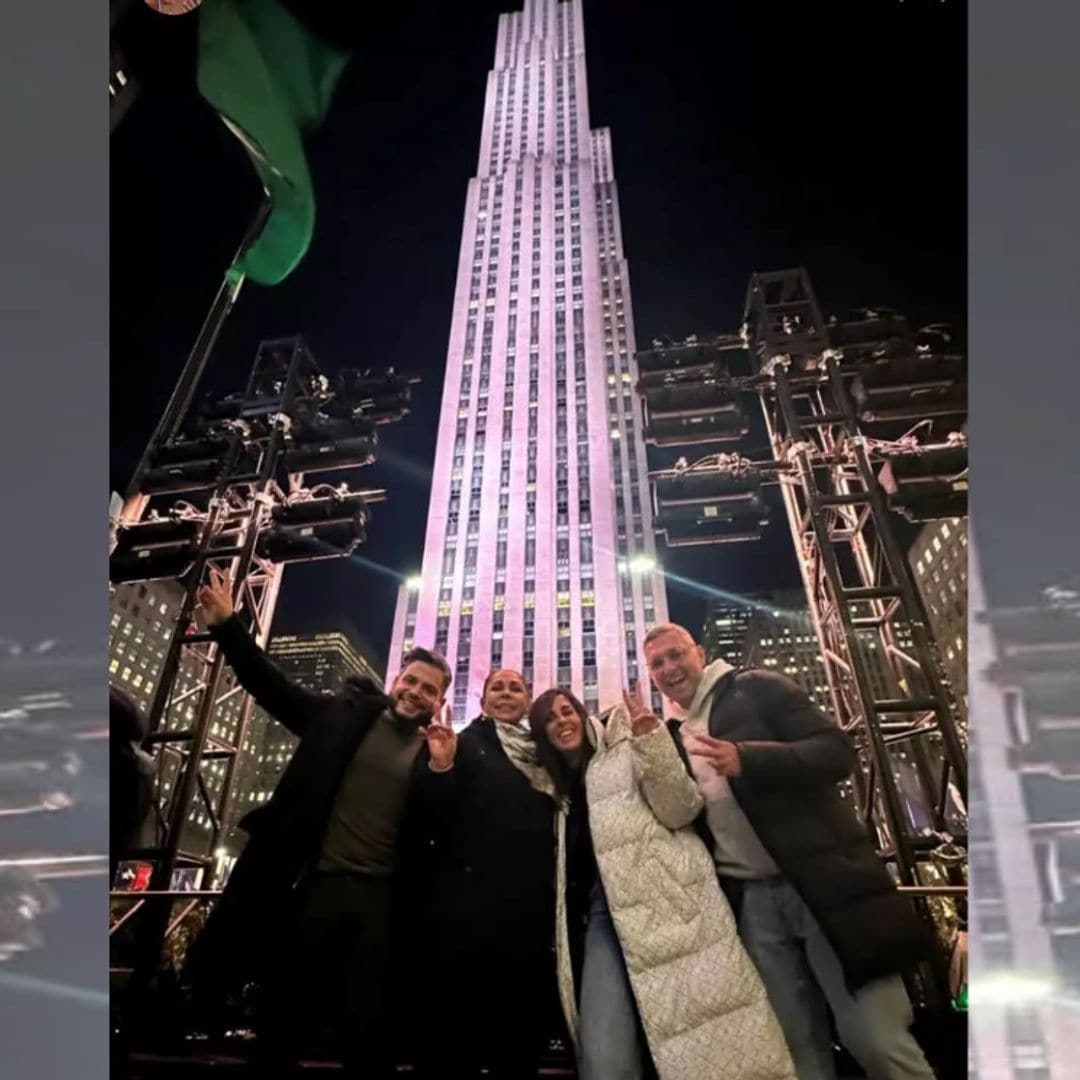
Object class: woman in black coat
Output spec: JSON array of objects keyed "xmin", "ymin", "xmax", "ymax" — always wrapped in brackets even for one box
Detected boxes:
[{"xmin": 415, "ymin": 669, "xmax": 564, "ymax": 1078}]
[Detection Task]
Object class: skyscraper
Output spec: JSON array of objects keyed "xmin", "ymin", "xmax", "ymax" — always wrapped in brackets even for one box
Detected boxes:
[
  {"xmin": 109, "ymin": 580, "xmax": 245, "ymax": 865},
  {"xmin": 702, "ymin": 591, "xmax": 834, "ymax": 715},
  {"xmin": 910, "ymin": 516, "xmax": 968, "ymax": 715},
  {"xmin": 967, "ymin": 539, "xmax": 1080, "ymax": 1078},
  {"xmin": 387, "ymin": 0, "xmax": 666, "ymax": 721},
  {"xmin": 701, "ymin": 599, "xmax": 754, "ymax": 669}
]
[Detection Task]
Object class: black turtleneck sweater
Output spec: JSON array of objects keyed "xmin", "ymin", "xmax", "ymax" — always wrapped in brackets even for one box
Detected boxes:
[{"xmin": 317, "ymin": 709, "xmax": 425, "ymax": 875}]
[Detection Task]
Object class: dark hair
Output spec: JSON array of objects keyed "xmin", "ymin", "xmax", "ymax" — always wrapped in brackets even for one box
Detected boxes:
[
  {"xmin": 481, "ymin": 667, "xmax": 529, "ymax": 703},
  {"xmin": 527, "ymin": 687, "xmax": 594, "ymax": 800},
  {"xmin": 401, "ymin": 646, "xmax": 452, "ymax": 692}
]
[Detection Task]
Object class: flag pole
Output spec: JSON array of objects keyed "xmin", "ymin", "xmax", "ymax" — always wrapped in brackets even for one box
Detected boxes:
[{"xmin": 121, "ymin": 195, "xmax": 273, "ymax": 520}]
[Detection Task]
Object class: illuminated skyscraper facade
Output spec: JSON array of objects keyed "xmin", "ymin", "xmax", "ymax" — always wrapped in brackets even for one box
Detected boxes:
[
  {"xmin": 967, "ymin": 540, "xmax": 1079, "ymax": 1078},
  {"xmin": 388, "ymin": 0, "xmax": 666, "ymax": 721}
]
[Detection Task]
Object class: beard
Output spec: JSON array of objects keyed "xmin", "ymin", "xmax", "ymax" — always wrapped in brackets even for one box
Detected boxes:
[{"xmin": 390, "ymin": 695, "xmax": 434, "ymax": 728}]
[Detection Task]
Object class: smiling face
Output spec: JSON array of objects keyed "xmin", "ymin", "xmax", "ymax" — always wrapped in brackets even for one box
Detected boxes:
[
  {"xmin": 389, "ymin": 660, "xmax": 446, "ymax": 723},
  {"xmin": 545, "ymin": 693, "xmax": 585, "ymax": 756},
  {"xmin": 644, "ymin": 627, "xmax": 706, "ymax": 709},
  {"xmin": 481, "ymin": 669, "xmax": 530, "ymax": 725}
]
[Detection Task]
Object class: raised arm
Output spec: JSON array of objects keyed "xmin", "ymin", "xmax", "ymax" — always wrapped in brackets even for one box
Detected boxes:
[
  {"xmin": 198, "ymin": 568, "xmax": 327, "ymax": 737},
  {"xmin": 733, "ymin": 671, "xmax": 854, "ymax": 789},
  {"xmin": 623, "ymin": 685, "xmax": 704, "ymax": 830},
  {"xmin": 632, "ymin": 723, "xmax": 705, "ymax": 829}
]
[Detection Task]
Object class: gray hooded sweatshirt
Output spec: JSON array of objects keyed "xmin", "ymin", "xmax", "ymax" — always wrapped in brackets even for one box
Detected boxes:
[{"xmin": 677, "ymin": 659, "xmax": 778, "ymax": 880}]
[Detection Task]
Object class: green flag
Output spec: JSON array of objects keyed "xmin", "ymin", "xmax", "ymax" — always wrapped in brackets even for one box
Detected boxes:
[{"xmin": 196, "ymin": 0, "xmax": 350, "ymax": 286}]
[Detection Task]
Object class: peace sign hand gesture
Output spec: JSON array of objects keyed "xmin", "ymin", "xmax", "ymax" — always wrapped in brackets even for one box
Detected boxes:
[
  {"xmin": 196, "ymin": 566, "xmax": 235, "ymax": 628},
  {"xmin": 623, "ymin": 681, "xmax": 660, "ymax": 738},
  {"xmin": 422, "ymin": 703, "xmax": 458, "ymax": 773}
]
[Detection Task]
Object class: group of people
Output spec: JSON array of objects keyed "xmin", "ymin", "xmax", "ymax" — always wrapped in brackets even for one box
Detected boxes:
[{"xmin": 180, "ymin": 566, "xmax": 941, "ymax": 1079}]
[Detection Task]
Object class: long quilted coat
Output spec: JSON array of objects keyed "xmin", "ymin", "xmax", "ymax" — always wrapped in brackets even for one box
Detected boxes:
[{"xmin": 552, "ymin": 706, "xmax": 796, "ymax": 1080}]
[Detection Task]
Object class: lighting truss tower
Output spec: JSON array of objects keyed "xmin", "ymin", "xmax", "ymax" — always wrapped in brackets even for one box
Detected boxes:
[
  {"xmin": 637, "ymin": 269, "xmax": 968, "ymax": 997},
  {"xmin": 110, "ymin": 336, "xmax": 417, "ymax": 982}
]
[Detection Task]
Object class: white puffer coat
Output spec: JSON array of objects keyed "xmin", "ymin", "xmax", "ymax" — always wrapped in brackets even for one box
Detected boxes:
[{"xmin": 553, "ymin": 705, "xmax": 796, "ymax": 1080}]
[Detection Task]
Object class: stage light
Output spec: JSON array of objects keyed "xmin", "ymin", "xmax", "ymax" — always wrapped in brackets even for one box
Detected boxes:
[
  {"xmin": 270, "ymin": 494, "xmax": 369, "ymax": 530},
  {"xmin": 643, "ymin": 384, "xmax": 748, "ymax": 447},
  {"xmin": 853, "ymin": 354, "xmax": 966, "ymax": 423},
  {"xmin": 257, "ymin": 500, "xmax": 367, "ymax": 563},
  {"xmin": 282, "ymin": 434, "xmax": 377, "ymax": 475},
  {"xmin": 878, "ymin": 445, "xmax": 968, "ymax": 523},
  {"xmin": 109, "ymin": 518, "xmax": 201, "ymax": 584}
]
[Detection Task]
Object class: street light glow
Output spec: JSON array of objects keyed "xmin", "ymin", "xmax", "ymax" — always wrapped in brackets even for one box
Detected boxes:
[
  {"xmin": 405, "ymin": 575, "xmax": 422, "ymax": 592},
  {"xmin": 629, "ymin": 554, "xmax": 657, "ymax": 574}
]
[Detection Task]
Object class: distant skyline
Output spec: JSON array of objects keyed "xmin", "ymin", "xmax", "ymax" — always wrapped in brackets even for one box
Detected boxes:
[{"xmin": 111, "ymin": 1, "xmax": 968, "ymax": 666}]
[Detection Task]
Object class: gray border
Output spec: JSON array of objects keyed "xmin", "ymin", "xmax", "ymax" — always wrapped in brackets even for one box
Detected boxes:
[
  {"xmin": 971, "ymin": 0, "xmax": 1080, "ymax": 605},
  {"xmin": 971, "ymin": 0, "xmax": 1080, "ymax": 1073},
  {"xmin": 1, "ymin": 0, "xmax": 108, "ymax": 1074}
]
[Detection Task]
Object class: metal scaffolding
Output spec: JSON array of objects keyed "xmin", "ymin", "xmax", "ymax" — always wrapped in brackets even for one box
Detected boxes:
[
  {"xmin": 110, "ymin": 335, "xmax": 417, "ymax": 985},
  {"xmin": 637, "ymin": 268, "xmax": 968, "ymax": 999}
]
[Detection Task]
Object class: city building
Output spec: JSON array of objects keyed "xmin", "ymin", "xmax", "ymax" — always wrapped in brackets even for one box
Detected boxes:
[
  {"xmin": 701, "ymin": 598, "xmax": 753, "ymax": 669},
  {"xmin": 386, "ymin": 0, "xmax": 667, "ymax": 723},
  {"xmin": 702, "ymin": 591, "xmax": 832, "ymax": 714},
  {"xmin": 967, "ymin": 539, "xmax": 1080, "ymax": 1079},
  {"xmin": 109, "ymin": 580, "xmax": 244, "ymax": 865},
  {"xmin": 911, "ymin": 516, "xmax": 968, "ymax": 714}
]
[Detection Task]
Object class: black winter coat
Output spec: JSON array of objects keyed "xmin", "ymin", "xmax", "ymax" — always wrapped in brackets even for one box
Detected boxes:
[
  {"xmin": 676, "ymin": 668, "xmax": 934, "ymax": 992},
  {"xmin": 416, "ymin": 716, "xmax": 557, "ymax": 962},
  {"xmin": 184, "ymin": 616, "xmax": 447, "ymax": 992}
]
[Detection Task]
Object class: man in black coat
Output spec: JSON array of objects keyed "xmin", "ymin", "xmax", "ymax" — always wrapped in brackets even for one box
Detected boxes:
[
  {"xmin": 644, "ymin": 623, "xmax": 936, "ymax": 1080},
  {"xmin": 184, "ymin": 568, "xmax": 457, "ymax": 1078}
]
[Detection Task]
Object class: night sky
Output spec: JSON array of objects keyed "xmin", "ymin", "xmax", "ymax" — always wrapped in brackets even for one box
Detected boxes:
[{"xmin": 111, "ymin": 0, "xmax": 969, "ymax": 670}]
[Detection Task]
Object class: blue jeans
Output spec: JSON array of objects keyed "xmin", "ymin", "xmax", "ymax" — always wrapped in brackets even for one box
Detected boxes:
[
  {"xmin": 739, "ymin": 878, "xmax": 935, "ymax": 1080},
  {"xmin": 579, "ymin": 885, "xmax": 648, "ymax": 1080}
]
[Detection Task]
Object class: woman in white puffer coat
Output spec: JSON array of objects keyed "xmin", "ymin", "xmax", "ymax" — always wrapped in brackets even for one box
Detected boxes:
[{"xmin": 524, "ymin": 685, "xmax": 796, "ymax": 1080}]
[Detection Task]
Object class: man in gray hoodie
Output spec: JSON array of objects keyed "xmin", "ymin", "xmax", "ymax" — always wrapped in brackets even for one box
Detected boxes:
[{"xmin": 644, "ymin": 622, "xmax": 935, "ymax": 1080}]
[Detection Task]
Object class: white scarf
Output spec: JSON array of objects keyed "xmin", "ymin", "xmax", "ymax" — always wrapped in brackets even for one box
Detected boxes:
[
  {"xmin": 488, "ymin": 716, "xmax": 559, "ymax": 801},
  {"xmin": 679, "ymin": 658, "xmax": 735, "ymax": 804}
]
